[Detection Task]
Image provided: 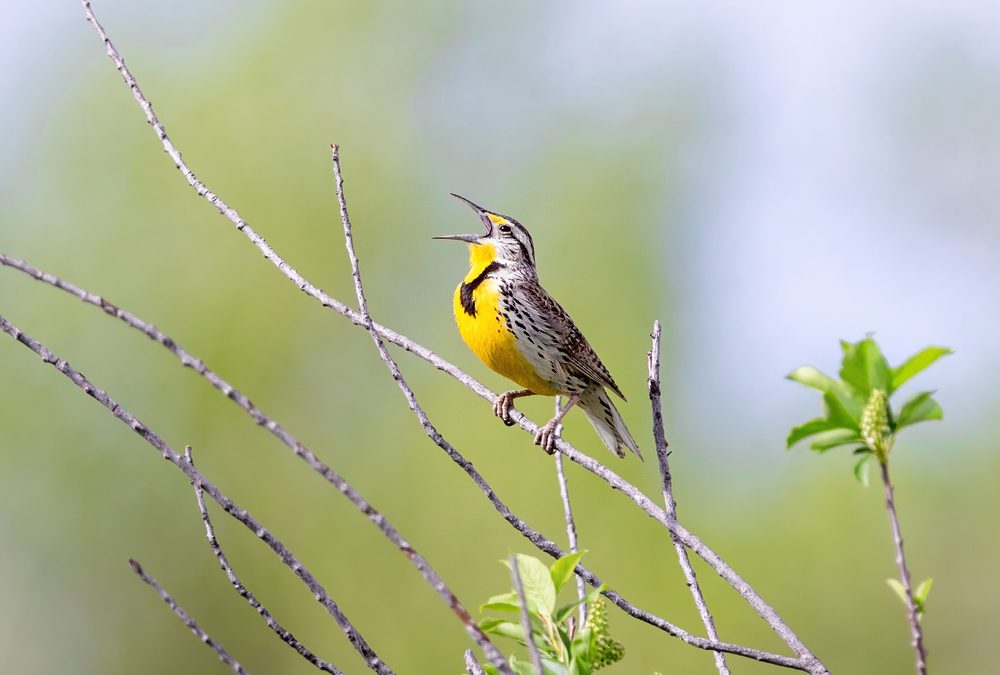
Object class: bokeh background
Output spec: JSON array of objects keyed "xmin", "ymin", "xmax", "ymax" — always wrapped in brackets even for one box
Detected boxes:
[{"xmin": 2, "ymin": 2, "xmax": 998, "ymax": 673}]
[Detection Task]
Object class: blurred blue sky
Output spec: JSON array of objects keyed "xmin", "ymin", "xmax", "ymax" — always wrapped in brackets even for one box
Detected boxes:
[{"xmin": 4, "ymin": 1, "xmax": 999, "ymax": 458}]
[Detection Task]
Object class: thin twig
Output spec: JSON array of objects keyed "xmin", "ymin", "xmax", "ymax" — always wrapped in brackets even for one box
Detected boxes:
[
  {"xmin": 183, "ymin": 447, "xmax": 343, "ymax": 674},
  {"xmin": 0, "ymin": 255, "xmax": 811, "ymax": 670},
  {"xmin": 553, "ymin": 396, "xmax": 586, "ymax": 627},
  {"xmin": 0, "ymin": 253, "xmax": 490, "ymax": 670},
  {"xmin": 330, "ymin": 145, "xmax": 513, "ymax": 675},
  {"xmin": 464, "ymin": 649, "xmax": 485, "ymax": 675},
  {"xmin": 510, "ymin": 556, "xmax": 545, "ymax": 675},
  {"xmin": 76, "ymin": 3, "xmax": 826, "ymax": 669},
  {"xmin": 0, "ymin": 313, "xmax": 393, "ymax": 675},
  {"xmin": 879, "ymin": 459, "xmax": 928, "ymax": 674},
  {"xmin": 647, "ymin": 321, "xmax": 729, "ymax": 675},
  {"xmin": 127, "ymin": 558, "xmax": 250, "ymax": 675}
]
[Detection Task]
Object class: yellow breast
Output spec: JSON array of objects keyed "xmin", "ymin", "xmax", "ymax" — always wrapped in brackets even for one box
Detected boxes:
[{"xmin": 453, "ymin": 278, "xmax": 559, "ymax": 396}]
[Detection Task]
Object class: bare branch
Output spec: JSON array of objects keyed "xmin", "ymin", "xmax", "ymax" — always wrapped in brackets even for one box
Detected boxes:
[
  {"xmin": 127, "ymin": 558, "xmax": 250, "ymax": 675},
  {"xmin": 0, "ymin": 313, "xmax": 393, "ymax": 675},
  {"xmin": 75, "ymin": 2, "xmax": 827, "ymax": 669},
  {"xmin": 183, "ymin": 447, "xmax": 343, "ymax": 674},
  {"xmin": 0, "ymin": 253, "xmax": 502, "ymax": 668},
  {"xmin": 329, "ymin": 145, "xmax": 514, "ymax": 675},
  {"xmin": 464, "ymin": 649, "xmax": 485, "ymax": 675},
  {"xmin": 647, "ymin": 321, "xmax": 729, "ymax": 675},
  {"xmin": 0, "ymin": 256, "xmax": 811, "ymax": 669},
  {"xmin": 879, "ymin": 459, "xmax": 928, "ymax": 674},
  {"xmin": 326, "ymin": 142, "xmax": 817, "ymax": 670},
  {"xmin": 510, "ymin": 557, "xmax": 545, "ymax": 675},
  {"xmin": 553, "ymin": 396, "xmax": 586, "ymax": 627}
]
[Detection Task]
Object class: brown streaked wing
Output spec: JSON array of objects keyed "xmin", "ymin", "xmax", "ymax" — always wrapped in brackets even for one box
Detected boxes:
[{"xmin": 515, "ymin": 282, "xmax": 626, "ymax": 400}]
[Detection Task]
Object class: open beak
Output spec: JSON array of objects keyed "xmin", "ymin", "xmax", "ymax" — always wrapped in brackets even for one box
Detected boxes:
[{"xmin": 433, "ymin": 193, "xmax": 494, "ymax": 242}]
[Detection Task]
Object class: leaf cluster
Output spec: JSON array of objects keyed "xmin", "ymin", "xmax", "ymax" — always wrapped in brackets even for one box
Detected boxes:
[
  {"xmin": 480, "ymin": 553, "xmax": 624, "ymax": 675},
  {"xmin": 786, "ymin": 337, "xmax": 951, "ymax": 482}
]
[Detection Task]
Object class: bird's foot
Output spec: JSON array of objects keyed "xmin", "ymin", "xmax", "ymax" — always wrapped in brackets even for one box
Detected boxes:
[
  {"xmin": 492, "ymin": 391, "xmax": 519, "ymax": 427},
  {"xmin": 533, "ymin": 420, "xmax": 560, "ymax": 454}
]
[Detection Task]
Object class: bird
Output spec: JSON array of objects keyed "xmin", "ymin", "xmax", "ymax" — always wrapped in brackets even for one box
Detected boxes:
[{"xmin": 435, "ymin": 194, "xmax": 641, "ymax": 459}]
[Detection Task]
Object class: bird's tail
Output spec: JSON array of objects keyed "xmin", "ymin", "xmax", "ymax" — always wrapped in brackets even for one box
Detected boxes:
[{"xmin": 579, "ymin": 387, "xmax": 642, "ymax": 460}]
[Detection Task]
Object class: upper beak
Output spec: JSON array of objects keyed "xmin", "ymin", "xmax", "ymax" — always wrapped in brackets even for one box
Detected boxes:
[
  {"xmin": 432, "ymin": 232, "xmax": 480, "ymax": 243},
  {"xmin": 432, "ymin": 193, "xmax": 494, "ymax": 242}
]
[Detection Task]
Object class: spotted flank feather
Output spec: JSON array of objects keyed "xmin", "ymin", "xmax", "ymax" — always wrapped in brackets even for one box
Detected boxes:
[{"xmin": 500, "ymin": 282, "xmax": 625, "ymax": 399}]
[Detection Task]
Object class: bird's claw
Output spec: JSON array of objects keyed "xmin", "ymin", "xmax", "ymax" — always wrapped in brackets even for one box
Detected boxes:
[
  {"xmin": 533, "ymin": 421, "xmax": 559, "ymax": 455},
  {"xmin": 493, "ymin": 392, "xmax": 517, "ymax": 427}
]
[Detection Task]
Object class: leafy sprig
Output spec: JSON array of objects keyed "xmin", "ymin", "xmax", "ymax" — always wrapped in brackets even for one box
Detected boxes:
[
  {"xmin": 480, "ymin": 553, "xmax": 624, "ymax": 675},
  {"xmin": 786, "ymin": 337, "xmax": 952, "ymax": 482}
]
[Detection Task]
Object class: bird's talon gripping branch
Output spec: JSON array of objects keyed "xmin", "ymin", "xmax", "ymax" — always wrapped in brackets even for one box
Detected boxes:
[
  {"xmin": 533, "ymin": 421, "xmax": 560, "ymax": 454},
  {"xmin": 493, "ymin": 390, "xmax": 518, "ymax": 426}
]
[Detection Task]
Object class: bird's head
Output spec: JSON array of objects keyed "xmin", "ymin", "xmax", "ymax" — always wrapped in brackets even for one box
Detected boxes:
[{"xmin": 435, "ymin": 194, "xmax": 536, "ymax": 271}]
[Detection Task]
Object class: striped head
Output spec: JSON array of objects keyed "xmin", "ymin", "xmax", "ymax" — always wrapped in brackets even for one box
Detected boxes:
[{"xmin": 434, "ymin": 194, "xmax": 537, "ymax": 276}]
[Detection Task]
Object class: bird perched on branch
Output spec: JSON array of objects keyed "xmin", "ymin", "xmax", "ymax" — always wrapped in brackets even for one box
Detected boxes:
[{"xmin": 436, "ymin": 195, "xmax": 641, "ymax": 459}]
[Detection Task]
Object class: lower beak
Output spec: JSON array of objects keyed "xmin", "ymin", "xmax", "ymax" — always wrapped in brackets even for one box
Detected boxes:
[{"xmin": 432, "ymin": 233, "xmax": 480, "ymax": 243}]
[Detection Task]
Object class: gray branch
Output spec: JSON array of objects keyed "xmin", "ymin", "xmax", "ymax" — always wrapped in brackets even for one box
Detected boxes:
[
  {"xmin": 183, "ymin": 447, "xmax": 343, "ymax": 674},
  {"xmin": 0, "ymin": 250, "xmax": 503, "ymax": 667},
  {"xmin": 0, "ymin": 253, "xmax": 807, "ymax": 670},
  {"xmin": 330, "ymin": 145, "xmax": 513, "ymax": 674},
  {"xmin": 74, "ymin": 1, "xmax": 828, "ymax": 670},
  {"xmin": 554, "ymin": 400, "xmax": 586, "ymax": 627},
  {"xmin": 647, "ymin": 321, "xmax": 729, "ymax": 674},
  {"xmin": 510, "ymin": 556, "xmax": 545, "ymax": 675},
  {"xmin": 0, "ymin": 313, "xmax": 393, "ymax": 675},
  {"xmin": 128, "ymin": 558, "xmax": 250, "ymax": 675},
  {"xmin": 879, "ymin": 459, "xmax": 928, "ymax": 674},
  {"xmin": 464, "ymin": 649, "xmax": 485, "ymax": 675}
]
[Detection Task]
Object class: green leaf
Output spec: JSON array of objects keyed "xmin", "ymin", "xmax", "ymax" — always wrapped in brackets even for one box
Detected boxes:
[
  {"xmin": 509, "ymin": 656, "xmax": 536, "ymax": 675},
  {"xmin": 896, "ymin": 391, "xmax": 943, "ymax": 429},
  {"xmin": 822, "ymin": 388, "xmax": 864, "ymax": 430},
  {"xmin": 480, "ymin": 618, "xmax": 526, "ymax": 645},
  {"xmin": 853, "ymin": 452, "xmax": 873, "ymax": 486},
  {"xmin": 839, "ymin": 337, "xmax": 892, "ymax": 396},
  {"xmin": 540, "ymin": 658, "xmax": 569, "ymax": 675},
  {"xmin": 550, "ymin": 551, "xmax": 586, "ymax": 594},
  {"xmin": 570, "ymin": 626, "xmax": 594, "ymax": 673},
  {"xmin": 892, "ymin": 347, "xmax": 953, "ymax": 391},
  {"xmin": 512, "ymin": 554, "xmax": 557, "ymax": 618},
  {"xmin": 886, "ymin": 578, "xmax": 908, "ymax": 608},
  {"xmin": 914, "ymin": 578, "xmax": 933, "ymax": 609},
  {"xmin": 808, "ymin": 429, "xmax": 863, "ymax": 452},
  {"xmin": 481, "ymin": 592, "xmax": 521, "ymax": 614},
  {"xmin": 786, "ymin": 366, "xmax": 839, "ymax": 393},
  {"xmin": 786, "ymin": 418, "xmax": 840, "ymax": 448},
  {"xmin": 483, "ymin": 666, "xmax": 500, "ymax": 675}
]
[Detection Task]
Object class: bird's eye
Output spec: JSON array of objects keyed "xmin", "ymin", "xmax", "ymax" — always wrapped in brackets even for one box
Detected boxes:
[{"xmin": 498, "ymin": 224, "xmax": 512, "ymax": 234}]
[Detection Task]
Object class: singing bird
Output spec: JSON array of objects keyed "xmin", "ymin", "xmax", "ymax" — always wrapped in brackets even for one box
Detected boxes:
[{"xmin": 436, "ymin": 194, "xmax": 641, "ymax": 459}]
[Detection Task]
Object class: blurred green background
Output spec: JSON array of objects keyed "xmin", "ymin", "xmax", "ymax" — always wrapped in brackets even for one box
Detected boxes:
[{"xmin": 1, "ymin": 2, "xmax": 997, "ymax": 673}]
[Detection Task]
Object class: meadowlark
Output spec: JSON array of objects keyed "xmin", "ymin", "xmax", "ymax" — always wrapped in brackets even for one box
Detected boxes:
[{"xmin": 436, "ymin": 194, "xmax": 641, "ymax": 459}]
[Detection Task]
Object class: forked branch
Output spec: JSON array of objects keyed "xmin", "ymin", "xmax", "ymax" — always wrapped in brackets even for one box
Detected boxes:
[
  {"xmin": 0, "ymin": 314, "xmax": 393, "ymax": 675},
  {"xmin": 0, "ymin": 253, "xmax": 807, "ymax": 669}
]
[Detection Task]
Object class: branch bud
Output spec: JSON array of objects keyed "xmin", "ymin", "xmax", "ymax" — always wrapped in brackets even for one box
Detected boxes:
[{"xmin": 861, "ymin": 388, "xmax": 894, "ymax": 459}]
